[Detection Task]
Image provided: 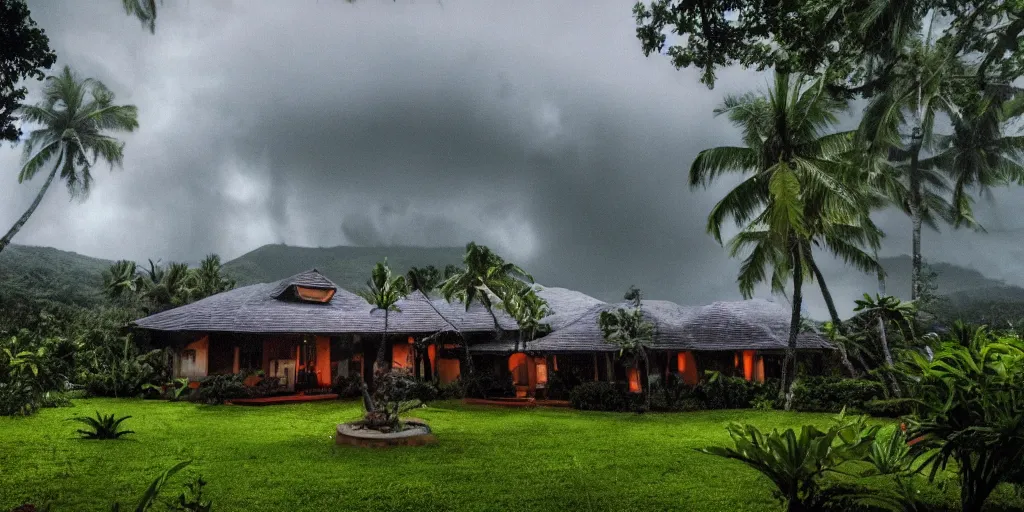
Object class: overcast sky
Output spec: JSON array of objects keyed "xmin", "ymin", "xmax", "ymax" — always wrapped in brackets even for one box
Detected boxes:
[{"xmin": 4, "ymin": 0, "xmax": 1024, "ymax": 318}]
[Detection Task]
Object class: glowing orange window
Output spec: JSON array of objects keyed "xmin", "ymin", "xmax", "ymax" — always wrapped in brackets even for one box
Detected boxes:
[
  {"xmin": 627, "ymin": 367, "xmax": 641, "ymax": 393},
  {"xmin": 295, "ymin": 286, "xmax": 335, "ymax": 303}
]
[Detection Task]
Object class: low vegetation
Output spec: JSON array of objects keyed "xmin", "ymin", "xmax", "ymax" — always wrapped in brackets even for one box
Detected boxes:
[{"xmin": 6, "ymin": 399, "xmax": 1023, "ymax": 512}]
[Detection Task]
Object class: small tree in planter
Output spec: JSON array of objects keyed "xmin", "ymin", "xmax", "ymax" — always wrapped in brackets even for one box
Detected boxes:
[
  {"xmin": 599, "ymin": 286, "xmax": 655, "ymax": 411},
  {"xmin": 356, "ymin": 260, "xmax": 416, "ymax": 431}
]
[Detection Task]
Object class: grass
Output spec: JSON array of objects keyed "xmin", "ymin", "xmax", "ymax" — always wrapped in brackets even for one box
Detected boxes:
[{"xmin": 0, "ymin": 399, "xmax": 1019, "ymax": 511}]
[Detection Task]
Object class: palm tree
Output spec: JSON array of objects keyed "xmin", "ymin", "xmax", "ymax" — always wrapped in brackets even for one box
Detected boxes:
[
  {"xmin": 357, "ymin": 259, "xmax": 408, "ymax": 374},
  {"xmin": 852, "ymin": 294, "xmax": 916, "ymax": 385},
  {"xmin": 919, "ymin": 89, "xmax": 1024, "ymax": 229},
  {"xmin": 440, "ymin": 242, "xmax": 533, "ymax": 339},
  {"xmin": 0, "ymin": 66, "xmax": 138, "ymax": 255},
  {"xmin": 406, "ymin": 265, "xmax": 463, "ymax": 380},
  {"xmin": 192, "ymin": 254, "xmax": 235, "ymax": 298},
  {"xmin": 500, "ymin": 286, "xmax": 552, "ymax": 352},
  {"xmin": 858, "ymin": 34, "xmax": 970, "ymax": 300},
  {"xmin": 691, "ymin": 72, "xmax": 874, "ymax": 404},
  {"xmin": 599, "ymin": 294, "xmax": 655, "ymax": 411},
  {"xmin": 103, "ymin": 260, "xmax": 141, "ymax": 302},
  {"xmin": 122, "ymin": 0, "xmax": 158, "ymax": 32}
]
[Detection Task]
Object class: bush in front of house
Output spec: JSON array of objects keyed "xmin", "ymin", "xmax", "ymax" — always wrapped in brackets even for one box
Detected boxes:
[
  {"xmin": 861, "ymin": 398, "xmax": 916, "ymax": 418},
  {"xmin": 569, "ymin": 381, "xmax": 644, "ymax": 411},
  {"xmin": 790, "ymin": 376, "xmax": 886, "ymax": 413},
  {"xmin": 461, "ymin": 366, "xmax": 514, "ymax": 399},
  {"xmin": 196, "ymin": 374, "xmax": 250, "ymax": 404}
]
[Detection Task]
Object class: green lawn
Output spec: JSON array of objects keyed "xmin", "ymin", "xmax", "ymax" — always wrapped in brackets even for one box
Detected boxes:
[{"xmin": 0, "ymin": 399, "xmax": 1017, "ymax": 511}]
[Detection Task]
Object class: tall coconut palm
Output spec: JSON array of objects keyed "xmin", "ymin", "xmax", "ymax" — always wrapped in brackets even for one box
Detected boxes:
[
  {"xmin": 0, "ymin": 66, "xmax": 138, "ymax": 255},
  {"xmin": 858, "ymin": 35, "xmax": 968, "ymax": 300},
  {"xmin": 357, "ymin": 259, "xmax": 408, "ymax": 374},
  {"xmin": 691, "ymin": 72, "xmax": 875, "ymax": 401}
]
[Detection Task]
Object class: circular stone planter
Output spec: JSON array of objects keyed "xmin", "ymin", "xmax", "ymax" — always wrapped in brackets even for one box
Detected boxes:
[{"xmin": 335, "ymin": 418, "xmax": 437, "ymax": 448}]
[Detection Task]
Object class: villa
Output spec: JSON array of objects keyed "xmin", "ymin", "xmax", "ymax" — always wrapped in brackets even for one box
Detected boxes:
[{"xmin": 133, "ymin": 270, "xmax": 832, "ymax": 397}]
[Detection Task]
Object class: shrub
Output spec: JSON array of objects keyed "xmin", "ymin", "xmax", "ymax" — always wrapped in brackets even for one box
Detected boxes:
[
  {"xmin": 569, "ymin": 381, "xmax": 632, "ymax": 411},
  {"xmin": 196, "ymin": 374, "xmax": 249, "ymax": 404},
  {"xmin": 80, "ymin": 338, "xmax": 168, "ymax": 398},
  {"xmin": 695, "ymin": 372, "xmax": 760, "ymax": 410},
  {"xmin": 462, "ymin": 366, "xmax": 514, "ymax": 399},
  {"xmin": 70, "ymin": 411, "xmax": 135, "ymax": 439},
  {"xmin": 409, "ymin": 380, "xmax": 439, "ymax": 403},
  {"xmin": 546, "ymin": 367, "xmax": 590, "ymax": 400},
  {"xmin": 1, "ymin": 335, "xmax": 78, "ymax": 416},
  {"xmin": 40, "ymin": 391, "xmax": 74, "ymax": 408},
  {"xmin": 698, "ymin": 411, "xmax": 879, "ymax": 512},
  {"xmin": 903, "ymin": 335, "xmax": 1024, "ymax": 512},
  {"xmin": 862, "ymin": 398, "xmax": 916, "ymax": 418},
  {"xmin": 333, "ymin": 374, "xmax": 363, "ymax": 399},
  {"xmin": 790, "ymin": 377, "xmax": 885, "ymax": 413},
  {"xmin": 437, "ymin": 380, "xmax": 464, "ymax": 400}
]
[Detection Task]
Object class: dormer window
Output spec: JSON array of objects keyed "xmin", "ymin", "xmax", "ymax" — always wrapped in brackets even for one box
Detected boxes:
[
  {"xmin": 295, "ymin": 286, "xmax": 335, "ymax": 303},
  {"xmin": 270, "ymin": 269, "xmax": 339, "ymax": 304}
]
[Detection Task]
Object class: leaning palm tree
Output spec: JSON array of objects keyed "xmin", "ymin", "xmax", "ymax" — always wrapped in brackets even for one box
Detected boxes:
[
  {"xmin": 500, "ymin": 285, "xmax": 552, "ymax": 352},
  {"xmin": 440, "ymin": 242, "xmax": 533, "ymax": 338},
  {"xmin": 691, "ymin": 72, "xmax": 874, "ymax": 400},
  {"xmin": 357, "ymin": 259, "xmax": 408, "ymax": 373},
  {"xmin": 0, "ymin": 66, "xmax": 138, "ymax": 255},
  {"xmin": 919, "ymin": 89, "xmax": 1024, "ymax": 228},
  {"xmin": 852, "ymin": 293, "xmax": 916, "ymax": 395}
]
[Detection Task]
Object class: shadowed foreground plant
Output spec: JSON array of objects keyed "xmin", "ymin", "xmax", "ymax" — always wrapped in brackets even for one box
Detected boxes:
[
  {"xmin": 110, "ymin": 460, "xmax": 190, "ymax": 512},
  {"xmin": 697, "ymin": 410, "xmax": 879, "ymax": 512},
  {"xmin": 70, "ymin": 411, "xmax": 134, "ymax": 439},
  {"xmin": 903, "ymin": 333, "xmax": 1024, "ymax": 512}
]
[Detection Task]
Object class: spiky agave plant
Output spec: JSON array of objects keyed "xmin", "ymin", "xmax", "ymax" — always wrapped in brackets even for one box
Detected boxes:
[{"xmin": 70, "ymin": 411, "xmax": 135, "ymax": 439}]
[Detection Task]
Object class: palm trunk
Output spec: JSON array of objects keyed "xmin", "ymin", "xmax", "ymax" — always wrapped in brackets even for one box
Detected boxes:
[
  {"xmin": 0, "ymin": 156, "xmax": 62, "ymax": 255},
  {"xmin": 877, "ymin": 314, "xmax": 902, "ymax": 397},
  {"xmin": 781, "ymin": 241, "xmax": 803, "ymax": 411},
  {"xmin": 374, "ymin": 310, "xmax": 390, "ymax": 374},
  {"xmin": 808, "ymin": 256, "xmax": 858, "ymax": 378},
  {"xmin": 909, "ymin": 127, "xmax": 924, "ymax": 301},
  {"xmin": 640, "ymin": 348, "xmax": 651, "ymax": 411}
]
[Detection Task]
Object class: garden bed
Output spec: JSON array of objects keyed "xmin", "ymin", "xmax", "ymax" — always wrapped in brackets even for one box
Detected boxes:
[{"xmin": 334, "ymin": 418, "xmax": 436, "ymax": 447}]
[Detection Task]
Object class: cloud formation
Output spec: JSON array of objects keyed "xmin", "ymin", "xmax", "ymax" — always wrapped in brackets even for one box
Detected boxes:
[{"xmin": 3, "ymin": 0, "xmax": 1023, "ymax": 318}]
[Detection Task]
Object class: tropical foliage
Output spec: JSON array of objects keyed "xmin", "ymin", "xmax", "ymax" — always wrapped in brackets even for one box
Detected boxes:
[
  {"xmin": 690, "ymin": 71, "xmax": 879, "ymax": 408},
  {"xmin": 599, "ymin": 288, "xmax": 655, "ymax": 410},
  {"xmin": 698, "ymin": 411, "xmax": 879, "ymax": 512},
  {"xmin": 902, "ymin": 333, "xmax": 1024, "ymax": 512},
  {"xmin": 103, "ymin": 254, "xmax": 235, "ymax": 313},
  {"xmin": 70, "ymin": 411, "xmax": 135, "ymax": 439},
  {"xmin": 0, "ymin": 66, "xmax": 138, "ymax": 255}
]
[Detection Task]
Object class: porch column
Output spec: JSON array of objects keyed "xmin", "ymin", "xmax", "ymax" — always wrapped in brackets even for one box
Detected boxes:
[
  {"xmin": 232, "ymin": 346, "xmax": 240, "ymax": 374},
  {"xmin": 315, "ymin": 336, "xmax": 331, "ymax": 387},
  {"xmin": 605, "ymin": 353, "xmax": 615, "ymax": 383}
]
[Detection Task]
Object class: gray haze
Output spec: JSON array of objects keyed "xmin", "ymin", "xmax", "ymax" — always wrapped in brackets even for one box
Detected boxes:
[{"xmin": 3, "ymin": 0, "xmax": 1024, "ymax": 318}]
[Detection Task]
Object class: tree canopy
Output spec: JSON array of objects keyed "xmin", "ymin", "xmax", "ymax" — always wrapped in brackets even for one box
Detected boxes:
[
  {"xmin": 633, "ymin": 0, "xmax": 1024, "ymax": 95},
  {"xmin": 0, "ymin": 0, "xmax": 56, "ymax": 142}
]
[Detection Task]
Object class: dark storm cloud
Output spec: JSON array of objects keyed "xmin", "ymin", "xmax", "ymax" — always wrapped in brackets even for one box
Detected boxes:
[{"xmin": 3, "ymin": 0, "xmax": 1023, "ymax": 317}]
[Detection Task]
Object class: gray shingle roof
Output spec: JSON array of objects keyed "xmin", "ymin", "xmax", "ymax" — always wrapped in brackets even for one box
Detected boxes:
[
  {"xmin": 470, "ymin": 298, "xmax": 832, "ymax": 354},
  {"xmin": 134, "ymin": 269, "xmax": 830, "ymax": 352}
]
